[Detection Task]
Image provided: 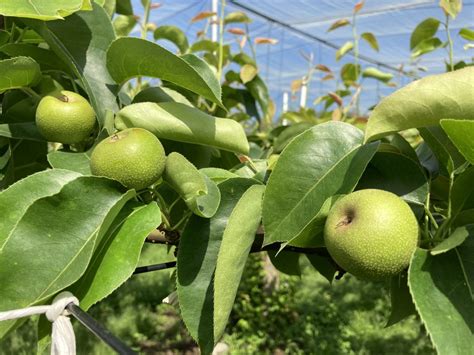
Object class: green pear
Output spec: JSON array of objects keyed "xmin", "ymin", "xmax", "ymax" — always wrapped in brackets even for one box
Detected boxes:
[
  {"xmin": 90, "ymin": 128, "xmax": 166, "ymax": 190},
  {"xmin": 35, "ymin": 90, "xmax": 96, "ymax": 144},
  {"xmin": 324, "ymin": 189, "xmax": 419, "ymax": 280}
]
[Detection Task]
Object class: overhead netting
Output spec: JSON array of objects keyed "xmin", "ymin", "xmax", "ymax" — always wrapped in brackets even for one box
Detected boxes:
[{"xmin": 135, "ymin": 0, "xmax": 474, "ymax": 114}]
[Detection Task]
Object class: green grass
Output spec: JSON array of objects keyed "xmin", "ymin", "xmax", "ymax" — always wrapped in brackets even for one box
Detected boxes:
[{"xmin": 0, "ymin": 247, "xmax": 434, "ymax": 354}]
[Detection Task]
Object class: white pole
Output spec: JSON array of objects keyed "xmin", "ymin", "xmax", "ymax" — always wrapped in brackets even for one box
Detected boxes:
[
  {"xmin": 300, "ymin": 80, "xmax": 307, "ymax": 108},
  {"xmin": 211, "ymin": 0, "xmax": 218, "ymax": 42},
  {"xmin": 282, "ymin": 92, "xmax": 289, "ymax": 112}
]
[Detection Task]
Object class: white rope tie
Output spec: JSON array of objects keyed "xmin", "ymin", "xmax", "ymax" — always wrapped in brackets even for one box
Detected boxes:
[{"xmin": 0, "ymin": 291, "xmax": 79, "ymax": 355}]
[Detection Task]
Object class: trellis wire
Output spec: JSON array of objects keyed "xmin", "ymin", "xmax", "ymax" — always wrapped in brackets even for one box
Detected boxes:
[{"xmin": 66, "ymin": 303, "xmax": 136, "ymax": 355}]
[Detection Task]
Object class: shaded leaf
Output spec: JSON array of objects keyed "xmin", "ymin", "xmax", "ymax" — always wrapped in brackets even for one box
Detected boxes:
[
  {"xmin": 387, "ymin": 272, "xmax": 416, "ymax": 327},
  {"xmin": 0, "ymin": 43, "xmax": 71, "ymax": 74},
  {"xmin": 419, "ymin": 126, "xmax": 466, "ymax": 175},
  {"xmin": 306, "ymin": 253, "xmax": 338, "ymax": 283},
  {"xmin": 356, "ymin": 151, "xmax": 428, "ymax": 205},
  {"xmin": 450, "ymin": 166, "xmax": 474, "ymax": 219},
  {"xmin": 268, "ymin": 250, "xmax": 301, "ymax": 276}
]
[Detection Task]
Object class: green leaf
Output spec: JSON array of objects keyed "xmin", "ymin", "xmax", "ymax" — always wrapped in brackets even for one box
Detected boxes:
[
  {"xmin": 106, "ymin": 37, "xmax": 223, "ymax": 108},
  {"xmin": 132, "ymin": 86, "xmax": 192, "ymax": 106},
  {"xmin": 440, "ymin": 119, "xmax": 474, "ymax": 164},
  {"xmin": 116, "ymin": 0, "xmax": 133, "ymax": 15},
  {"xmin": 0, "ymin": 44, "xmax": 71, "ymax": 74},
  {"xmin": 154, "ymin": 25, "xmax": 189, "ymax": 54},
  {"xmin": 224, "ymin": 11, "xmax": 252, "ymax": 25},
  {"xmin": 273, "ymin": 122, "xmax": 314, "ymax": 153},
  {"xmin": 177, "ymin": 178, "xmax": 258, "ymax": 354},
  {"xmin": 0, "ymin": 57, "xmax": 41, "ymax": 93},
  {"xmin": 340, "ymin": 63, "xmax": 360, "ymax": 86},
  {"xmin": 360, "ymin": 32, "xmax": 379, "ymax": 51},
  {"xmin": 439, "ymin": 0, "xmax": 462, "ymax": 18},
  {"xmin": 327, "ymin": 19, "xmax": 350, "ymax": 32},
  {"xmin": 409, "ymin": 246, "xmax": 474, "ymax": 354},
  {"xmin": 384, "ymin": 133, "xmax": 419, "ymax": 162},
  {"xmin": 386, "ymin": 271, "xmax": 416, "ymax": 327},
  {"xmin": 240, "ymin": 64, "xmax": 258, "ymax": 84},
  {"xmin": 262, "ymin": 122, "xmax": 379, "ymax": 246},
  {"xmin": 306, "ymin": 253, "xmax": 338, "ymax": 283},
  {"xmin": 113, "ymin": 14, "xmax": 137, "ymax": 37},
  {"xmin": 287, "ymin": 194, "xmax": 343, "ymax": 248},
  {"xmin": 190, "ymin": 39, "xmax": 219, "ymax": 53},
  {"xmin": 164, "ymin": 152, "xmax": 221, "ymax": 218},
  {"xmin": 0, "ymin": 0, "xmax": 92, "ymax": 20},
  {"xmin": 0, "ymin": 122, "xmax": 45, "ymax": 141},
  {"xmin": 411, "ymin": 37, "xmax": 443, "ymax": 58},
  {"xmin": 47, "ymin": 151, "xmax": 92, "ymax": 175},
  {"xmin": 0, "ymin": 177, "xmax": 134, "ymax": 338},
  {"xmin": 71, "ymin": 201, "xmax": 161, "ymax": 310},
  {"xmin": 419, "ymin": 126, "xmax": 466, "ymax": 175},
  {"xmin": 431, "ymin": 225, "xmax": 474, "ymax": 255},
  {"xmin": 459, "ymin": 28, "xmax": 474, "ymax": 41},
  {"xmin": 115, "ymin": 102, "xmax": 249, "ymax": 154},
  {"xmin": 0, "ymin": 169, "xmax": 80, "ymax": 250},
  {"xmin": 214, "ymin": 185, "xmax": 264, "ymax": 342},
  {"xmin": 0, "ymin": 30, "xmax": 10, "ymax": 46},
  {"xmin": 410, "ymin": 18, "xmax": 440, "ymax": 50},
  {"xmin": 450, "ymin": 166, "xmax": 474, "ymax": 218},
  {"xmin": 356, "ymin": 151, "xmax": 428, "ymax": 205},
  {"xmin": 24, "ymin": 3, "xmax": 119, "ymax": 128},
  {"xmin": 268, "ymin": 250, "xmax": 301, "ymax": 276},
  {"xmin": 362, "ymin": 67, "xmax": 393, "ymax": 83},
  {"xmin": 245, "ymin": 75, "xmax": 269, "ymax": 116},
  {"xmin": 336, "ymin": 41, "xmax": 354, "ymax": 61},
  {"xmin": 200, "ymin": 168, "xmax": 239, "ymax": 183},
  {"xmin": 365, "ymin": 67, "xmax": 474, "ymax": 142}
]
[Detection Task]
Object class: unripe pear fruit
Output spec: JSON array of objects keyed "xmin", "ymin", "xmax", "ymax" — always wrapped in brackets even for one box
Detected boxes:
[
  {"xmin": 324, "ymin": 189, "xmax": 419, "ymax": 280},
  {"xmin": 90, "ymin": 128, "xmax": 166, "ymax": 190},
  {"xmin": 35, "ymin": 90, "xmax": 96, "ymax": 144}
]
